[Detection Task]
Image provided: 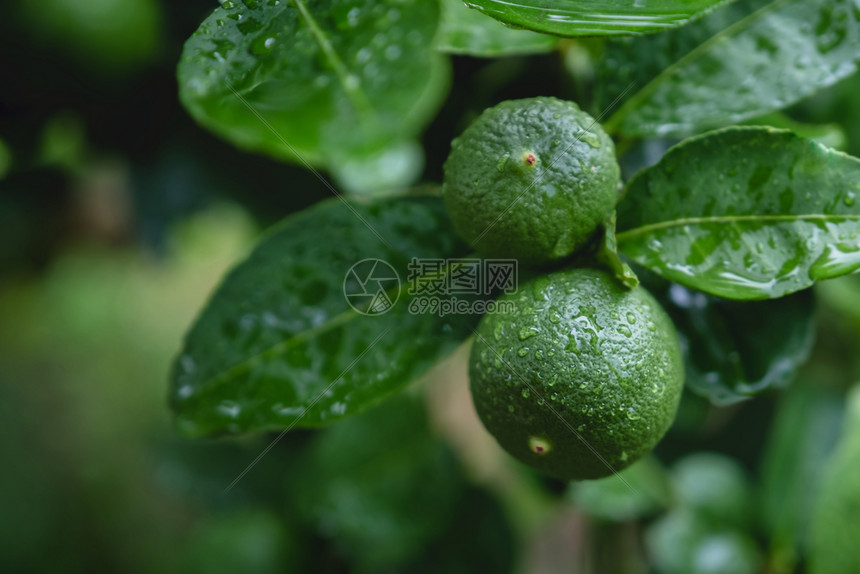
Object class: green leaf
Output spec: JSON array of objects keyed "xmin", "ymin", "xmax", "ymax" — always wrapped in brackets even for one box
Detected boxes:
[
  {"xmin": 810, "ymin": 385, "xmax": 860, "ymax": 574},
  {"xmin": 295, "ymin": 395, "xmax": 464, "ymax": 571},
  {"xmin": 634, "ymin": 264, "xmax": 816, "ymax": 403},
  {"xmin": 569, "ymin": 455, "xmax": 670, "ymax": 521},
  {"xmin": 177, "ymin": 0, "xmax": 449, "ymax": 193},
  {"xmin": 169, "ymin": 193, "xmax": 479, "ymax": 437},
  {"xmin": 743, "ymin": 112, "xmax": 847, "ymax": 151},
  {"xmin": 463, "ymin": 0, "xmax": 735, "ymax": 38},
  {"xmin": 436, "ymin": 0, "xmax": 557, "ymax": 57},
  {"xmin": 759, "ymin": 382, "xmax": 844, "ymax": 571},
  {"xmin": 596, "ymin": 0, "xmax": 764, "ymax": 115},
  {"xmin": 606, "ymin": 0, "xmax": 860, "ymax": 137},
  {"xmin": 616, "ymin": 127, "xmax": 860, "ymax": 300}
]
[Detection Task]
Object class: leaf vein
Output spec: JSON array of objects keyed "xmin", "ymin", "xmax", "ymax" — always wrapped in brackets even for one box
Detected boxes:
[{"xmin": 616, "ymin": 213, "xmax": 860, "ymax": 243}]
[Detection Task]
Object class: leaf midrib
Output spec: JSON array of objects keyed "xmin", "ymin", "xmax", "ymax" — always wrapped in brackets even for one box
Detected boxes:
[
  {"xmin": 291, "ymin": 0, "xmax": 373, "ymax": 113},
  {"xmin": 616, "ymin": 213, "xmax": 860, "ymax": 243},
  {"xmin": 603, "ymin": 0, "xmax": 790, "ymax": 134}
]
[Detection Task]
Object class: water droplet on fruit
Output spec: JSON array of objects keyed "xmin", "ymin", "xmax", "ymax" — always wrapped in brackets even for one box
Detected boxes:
[
  {"xmin": 493, "ymin": 322, "xmax": 505, "ymax": 341},
  {"xmin": 844, "ymin": 191, "xmax": 856, "ymax": 206},
  {"xmin": 519, "ymin": 326, "xmax": 539, "ymax": 340},
  {"xmin": 521, "ymin": 388, "xmax": 531, "ymax": 398},
  {"xmin": 517, "ymin": 347, "xmax": 529, "ymax": 357}
]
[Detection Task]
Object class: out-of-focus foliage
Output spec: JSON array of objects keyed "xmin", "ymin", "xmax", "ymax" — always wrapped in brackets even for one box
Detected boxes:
[
  {"xmin": 13, "ymin": 0, "xmax": 162, "ymax": 74},
  {"xmin": 4, "ymin": 0, "xmax": 860, "ymax": 573}
]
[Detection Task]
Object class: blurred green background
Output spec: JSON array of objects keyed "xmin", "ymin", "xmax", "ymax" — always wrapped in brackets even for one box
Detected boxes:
[{"xmin": 3, "ymin": 1, "xmax": 860, "ymax": 572}]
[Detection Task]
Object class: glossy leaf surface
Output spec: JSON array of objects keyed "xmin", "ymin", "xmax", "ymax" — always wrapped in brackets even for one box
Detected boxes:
[
  {"xmin": 596, "ymin": 0, "xmax": 762, "ymax": 114},
  {"xmin": 436, "ymin": 0, "xmax": 557, "ymax": 57},
  {"xmin": 169, "ymin": 194, "xmax": 478, "ymax": 437},
  {"xmin": 606, "ymin": 0, "xmax": 860, "ymax": 137},
  {"xmin": 617, "ymin": 127, "xmax": 860, "ymax": 300},
  {"xmin": 464, "ymin": 0, "xmax": 735, "ymax": 38},
  {"xmin": 635, "ymin": 264, "xmax": 816, "ymax": 404},
  {"xmin": 177, "ymin": 0, "xmax": 448, "ymax": 186}
]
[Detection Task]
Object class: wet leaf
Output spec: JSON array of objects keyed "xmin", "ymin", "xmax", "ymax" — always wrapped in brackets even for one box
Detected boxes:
[
  {"xmin": 606, "ymin": 0, "xmax": 860, "ymax": 137},
  {"xmin": 596, "ymin": 0, "xmax": 764, "ymax": 115},
  {"xmin": 463, "ymin": 0, "xmax": 735, "ymax": 38},
  {"xmin": 436, "ymin": 0, "xmax": 557, "ymax": 57},
  {"xmin": 743, "ymin": 112, "xmax": 847, "ymax": 151},
  {"xmin": 177, "ymin": 0, "xmax": 449, "ymax": 193},
  {"xmin": 635, "ymin": 265, "xmax": 816, "ymax": 404},
  {"xmin": 295, "ymin": 396, "xmax": 464, "ymax": 571},
  {"xmin": 617, "ymin": 127, "xmax": 860, "ymax": 300},
  {"xmin": 169, "ymin": 193, "xmax": 479, "ymax": 437}
]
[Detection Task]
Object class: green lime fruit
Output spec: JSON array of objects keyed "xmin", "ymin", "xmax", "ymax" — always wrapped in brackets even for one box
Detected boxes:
[
  {"xmin": 469, "ymin": 268, "xmax": 684, "ymax": 481},
  {"xmin": 443, "ymin": 97, "xmax": 620, "ymax": 265},
  {"xmin": 810, "ymin": 385, "xmax": 860, "ymax": 574}
]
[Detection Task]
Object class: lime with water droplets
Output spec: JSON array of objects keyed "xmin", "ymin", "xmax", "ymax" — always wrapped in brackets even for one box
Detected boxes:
[
  {"xmin": 443, "ymin": 97, "xmax": 620, "ymax": 265},
  {"xmin": 469, "ymin": 267, "xmax": 684, "ymax": 481}
]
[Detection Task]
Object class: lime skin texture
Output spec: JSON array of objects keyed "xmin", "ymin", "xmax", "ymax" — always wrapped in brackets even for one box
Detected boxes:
[
  {"xmin": 443, "ymin": 97, "xmax": 620, "ymax": 266},
  {"xmin": 469, "ymin": 267, "xmax": 684, "ymax": 481}
]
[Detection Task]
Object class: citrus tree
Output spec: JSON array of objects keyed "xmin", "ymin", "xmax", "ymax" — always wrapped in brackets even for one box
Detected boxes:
[{"xmin": 169, "ymin": 0, "xmax": 860, "ymax": 572}]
